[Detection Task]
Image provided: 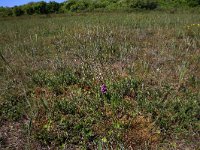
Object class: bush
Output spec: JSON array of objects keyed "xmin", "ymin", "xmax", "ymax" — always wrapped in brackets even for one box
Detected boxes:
[
  {"xmin": 47, "ymin": 1, "xmax": 61, "ymax": 13},
  {"xmin": 129, "ymin": 0, "xmax": 158, "ymax": 10},
  {"xmin": 33, "ymin": 1, "xmax": 48, "ymax": 14},
  {"xmin": 186, "ymin": 0, "xmax": 200, "ymax": 7},
  {"xmin": 24, "ymin": 5, "xmax": 35, "ymax": 15},
  {"xmin": 68, "ymin": 0, "xmax": 91, "ymax": 12},
  {"xmin": 13, "ymin": 7, "xmax": 24, "ymax": 16},
  {"xmin": 0, "ymin": 7, "xmax": 13, "ymax": 17}
]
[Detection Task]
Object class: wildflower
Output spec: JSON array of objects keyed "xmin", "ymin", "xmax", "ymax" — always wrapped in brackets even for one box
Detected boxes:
[
  {"xmin": 102, "ymin": 137, "xmax": 107, "ymax": 143},
  {"xmin": 101, "ymin": 84, "xmax": 107, "ymax": 94}
]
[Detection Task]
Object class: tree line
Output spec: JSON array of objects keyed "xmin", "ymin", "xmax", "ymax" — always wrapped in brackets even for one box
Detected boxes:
[{"xmin": 0, "ymin": 0, "xmax": 200, "ymax": 17}]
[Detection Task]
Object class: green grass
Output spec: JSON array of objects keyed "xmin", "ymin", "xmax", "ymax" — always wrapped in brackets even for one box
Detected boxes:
[{"xmin": 0, "ymin": 12, "xmax": 200, "ymax": 149}]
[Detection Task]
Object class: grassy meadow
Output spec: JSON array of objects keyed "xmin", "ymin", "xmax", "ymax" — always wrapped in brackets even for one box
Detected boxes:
[{"xmin": 0, "ymin": 12, "xmax": 200, "ymax": 149}]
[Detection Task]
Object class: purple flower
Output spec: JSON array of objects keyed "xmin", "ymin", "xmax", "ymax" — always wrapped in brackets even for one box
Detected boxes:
[{"xmin": 101, "ymin": 84, "xmax": 107, "ymax": 94}]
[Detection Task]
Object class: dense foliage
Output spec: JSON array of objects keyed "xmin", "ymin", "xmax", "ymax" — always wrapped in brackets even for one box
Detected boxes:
[{"xmin": 0, "ymin": 0, "xmax": 200, "ymax": 17}]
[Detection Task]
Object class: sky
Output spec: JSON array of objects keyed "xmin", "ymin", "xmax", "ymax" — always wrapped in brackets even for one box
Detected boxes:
[{"xmin": 0, "ymin": 0, "xmax": 65, "ymax": 7}]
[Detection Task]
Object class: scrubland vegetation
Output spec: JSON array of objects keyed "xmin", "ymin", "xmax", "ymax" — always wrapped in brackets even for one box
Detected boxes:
[
  {"xmin": 0, "ymin": 0, "xmax": 200, "ymax": 17},
  {"xmin": 0, "ymin": 2, "xmax": 200, "ymax": 150}
]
